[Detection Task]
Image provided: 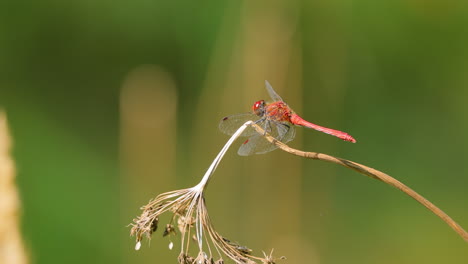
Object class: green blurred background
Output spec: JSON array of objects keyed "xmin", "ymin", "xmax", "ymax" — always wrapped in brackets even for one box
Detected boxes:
[{"xmin": 1, "ymin": 0, "xmax": 467, "ymax": 263}]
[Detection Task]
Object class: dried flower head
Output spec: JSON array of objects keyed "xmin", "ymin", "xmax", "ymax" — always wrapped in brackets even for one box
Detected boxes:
[
  {"xmin": 261, "ymin": 249, "xmax": 286, "ymax": 264},
  {"xmin": 130, "ymin": 121, "xmax": 283, "ymax": 264}
]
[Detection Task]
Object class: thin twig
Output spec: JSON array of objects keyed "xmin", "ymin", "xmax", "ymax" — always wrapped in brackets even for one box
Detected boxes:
[{"xmin": 250, "ymin": 123, "xmax": 468, "ymax": 242}]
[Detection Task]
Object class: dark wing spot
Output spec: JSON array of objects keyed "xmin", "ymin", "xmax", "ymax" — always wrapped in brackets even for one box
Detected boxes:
[
  {"xmin": 243, "ymin": 139, "xmax": 249, "ymax": 145},
  {"xmin": 222, "ymin": 116, "xmax": 229, "ymax": 121}
]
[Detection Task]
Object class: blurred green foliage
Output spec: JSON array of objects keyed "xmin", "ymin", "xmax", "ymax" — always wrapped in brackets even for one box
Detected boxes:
[{"xmin": 1, "ymin": 0, "xmax": 467, "ymax": 263}]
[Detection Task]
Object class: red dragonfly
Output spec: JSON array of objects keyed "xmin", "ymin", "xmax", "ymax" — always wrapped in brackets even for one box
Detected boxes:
[{"xmin": 219, "ymin": 80, "xmax": 356, "ymax": 156}]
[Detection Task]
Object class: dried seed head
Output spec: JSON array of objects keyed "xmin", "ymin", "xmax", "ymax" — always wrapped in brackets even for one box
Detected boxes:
[
  {"xmin": 178, "ymin": 215, "xmax": 195, "ymax": 233},
  {"xmin": 178, "ymin": 253, "xmax": 195, "ymax": 264},
  {"xmin": 130, "ymin": 188, "xmax": 193, "ymax": 249},
  {"xmin": 129, "ymin": 177, "xmax": 283, "ymax": 264},
  {"xmin": 135, "ymin": 241, "xmax": 141, "ymax": 251},
  {"xmin": 261, "ymin": 249, "xmax": 285, "ymax": 264},
  {"xmin": 151, "ymin": 217, "xmax": 158, "ymax": 234},
  {"xmin": 237, "ymin": 245, "xmax": 253, "ymax": 255},
  {"xmin": 129, "ymin": 121, "xmax": 283, "ymax": 264},
  {"xmin": 223, "ymin": 237, "xmax": 253, "ymax": 255},
  {"xmin": 163, "ymin": 224, "xmax": 176, "ymax": 237},
  {"xmin": 194, "ymin": 251, "xmax": 208, "ymax": 264}
]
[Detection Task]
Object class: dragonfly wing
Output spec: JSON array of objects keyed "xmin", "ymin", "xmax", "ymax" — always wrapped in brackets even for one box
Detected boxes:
[
  {"xmin": 237, "ymin": 120, "xmax": 295, "ymax": 156},
  {"xmin": 265, "ymin": 80, "xmax": 284, "ymax": 102},
  {"xmin": 275, "ymin": 123, "xmax": 296, "ymax": 144},
  {"xmin": 219, "ymin": 113, "xmax": 259, "ymax": 136},
  {"xmin": 238, "ymin": 134, "xmax": 279, "ymax": 156}
]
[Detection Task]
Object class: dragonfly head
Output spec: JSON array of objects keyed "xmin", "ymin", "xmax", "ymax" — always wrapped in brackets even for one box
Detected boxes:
[{"xmin": 252, "ymin": 100, "xmax": 265, "ymax": 116}]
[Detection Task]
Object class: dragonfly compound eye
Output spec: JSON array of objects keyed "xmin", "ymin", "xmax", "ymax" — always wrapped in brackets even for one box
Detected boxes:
[{"xmin": 252, "ymin": 100, "xmax": 265, "ymax": 116}]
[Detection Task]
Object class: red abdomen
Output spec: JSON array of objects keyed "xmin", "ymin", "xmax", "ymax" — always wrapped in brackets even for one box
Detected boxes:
[{"xmin": 290, "ymin": 114, "xmax": 356, "ymax": 143}]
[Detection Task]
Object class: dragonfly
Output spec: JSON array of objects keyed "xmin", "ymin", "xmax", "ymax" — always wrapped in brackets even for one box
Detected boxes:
[{"xmin": 219, "ymin": 80, "xmax": 356, "ymax": 156}]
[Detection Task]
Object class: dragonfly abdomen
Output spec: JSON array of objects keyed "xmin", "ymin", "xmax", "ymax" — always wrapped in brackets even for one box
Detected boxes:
[{"xmin": 290, "ymin": 114, "xmax": 356, "ymax": 143}]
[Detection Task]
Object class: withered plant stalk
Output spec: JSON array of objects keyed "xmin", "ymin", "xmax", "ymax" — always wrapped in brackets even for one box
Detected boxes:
[{"xmin": 249, "ymin": 122, "xmax": 468, "ymax": 242}]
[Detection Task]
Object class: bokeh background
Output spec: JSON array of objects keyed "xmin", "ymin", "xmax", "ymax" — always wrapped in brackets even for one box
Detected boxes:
[{"xmin": 1, "ymin": 0, "xmax": 468, "ymax": 263}]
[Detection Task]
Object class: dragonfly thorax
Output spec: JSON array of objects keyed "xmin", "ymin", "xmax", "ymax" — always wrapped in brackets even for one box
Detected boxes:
[{"xmin": 252, "ymin": 100, "xmax": 266, "ymax": 116}]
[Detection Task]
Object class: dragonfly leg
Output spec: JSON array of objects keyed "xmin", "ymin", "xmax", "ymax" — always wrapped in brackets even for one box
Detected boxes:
[
  {"xmin": 253, "ymin": 118, "xmax": 269, "ymax": 135},
  {"xmin": 254, "ymin": 118, "xmax": 265, "ymax": 124}
]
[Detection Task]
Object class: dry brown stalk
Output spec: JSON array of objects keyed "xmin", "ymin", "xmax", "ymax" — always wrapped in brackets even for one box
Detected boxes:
[{"xmin": 249, "ymin": 122, "xmax": 468, "ymax": 243}]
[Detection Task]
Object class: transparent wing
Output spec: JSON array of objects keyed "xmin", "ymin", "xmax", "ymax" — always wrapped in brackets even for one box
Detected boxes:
[
  {"xmin": 219, "ymin": 113, "xmax": 260, "ymax": 137},
  {"xmin": 238, "ymin": 134, "xmax": 278, "ymax": 156},
  {"xmin": 237, "ymin": 121, "xmax": 296, "ymax": 156},
  {"xmin": 265, "ymin": 80, "xmax": 284, "ymax": 102},
  {"xmin": 275, "ymin": 123, "xmax": 295, "ymax": 144}
]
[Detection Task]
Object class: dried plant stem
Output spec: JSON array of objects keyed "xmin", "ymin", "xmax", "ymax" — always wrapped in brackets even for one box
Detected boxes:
[{"xmin": 250, "ymin": 123, "xmax": 468, "ymax": 242}]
